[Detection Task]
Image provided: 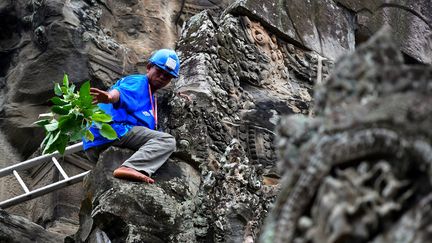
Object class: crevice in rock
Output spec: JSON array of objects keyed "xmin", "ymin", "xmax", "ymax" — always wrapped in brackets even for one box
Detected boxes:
[
  {"xmin": 175, "ymin": 0, "xmax": 187, "ymax": 28},
  {"xmin": 93, "ymin": 212, "xmax": 128, "ymax": 242},
  {"xmin": 0, "ymin": 53, "xmax": 12, "ymax": 81},
  {"xmin": 331, "ymin": 2, "xmax": 360, "ymax": 49},
  {"xmin": 402, "ymin": 53, "xmax": 423, "ymax": 65},
  {"xmin": 0, "ymin": 11, "xmax": 21, "ymax": 44},
  {"xmin": 312, "ymin": 0, "xmax": 324, "ymax": 56}
]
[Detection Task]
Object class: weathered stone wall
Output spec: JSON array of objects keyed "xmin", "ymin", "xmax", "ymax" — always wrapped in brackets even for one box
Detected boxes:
[
  {"xmin": 227, "ymin": 0, "xmax": 356, "ymax": 60},
  {"xmin": 336, "ymin": 0, "xmax": 432, "ymax": 63},
  {"xmin": 228, "ymin": 0, "xmax": 432, "ymax": 63}
]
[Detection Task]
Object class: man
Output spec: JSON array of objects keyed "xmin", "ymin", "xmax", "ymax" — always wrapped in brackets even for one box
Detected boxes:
[{"xmin": 83, "ymin": 49, "xmax": 179, "ymax": 183}]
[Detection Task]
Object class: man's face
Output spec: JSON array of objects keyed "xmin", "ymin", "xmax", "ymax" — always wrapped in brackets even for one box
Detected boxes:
[{"xmin": 147, "ymin": 64, "xmax": 174, "ymax": 90}]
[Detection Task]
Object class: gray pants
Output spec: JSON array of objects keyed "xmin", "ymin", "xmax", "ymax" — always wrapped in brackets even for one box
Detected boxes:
[{"xmin": 85, "ymin": 126, "xmax": 176, "ymax": 176}]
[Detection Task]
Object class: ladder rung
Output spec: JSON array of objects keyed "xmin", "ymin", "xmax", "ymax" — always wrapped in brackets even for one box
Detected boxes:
[
  {"xmin": 13, "ymin": 170, "xmax": 30, "ymax": 193},
  {"xmin": 52, "ymin": 157, "xmax": 69, "ymax": 179},
  {"xmin": 0, "ymin": 142, "xmax": 83, "ymax": 178},
  {"xmin": 0, "ymin": 171, "xmax": 90, "ymax": 209}
]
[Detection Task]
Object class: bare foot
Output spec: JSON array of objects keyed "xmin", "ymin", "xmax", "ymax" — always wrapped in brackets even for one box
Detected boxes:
[{"xmin": 113, "ymin": 166, "xmax": 155, "ymax": 183}]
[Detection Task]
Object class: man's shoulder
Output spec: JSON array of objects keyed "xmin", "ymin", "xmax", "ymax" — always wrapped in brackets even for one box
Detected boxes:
[
  {"xmin": 121, "ymin": 74, "xmax": 147, "ymax": 81},
  {"xmin": 115, "ymin": 74, "xmax": 148, "ymax": 88},
  {"xmin": 113, "ymin": 74, "xmax": 149, "ymax": 93}
]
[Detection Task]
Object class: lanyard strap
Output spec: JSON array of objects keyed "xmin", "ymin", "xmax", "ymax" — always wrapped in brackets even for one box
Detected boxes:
[{"xmin": 148, "ymin": 84, "xmax": 158, "ymax": 128}]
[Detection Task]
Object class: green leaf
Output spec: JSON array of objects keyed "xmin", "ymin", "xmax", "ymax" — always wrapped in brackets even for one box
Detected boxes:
[
  {"xmin": 43, "ymin": 131, "xmax": 60, "ymax": 154},
  {"xmin": 72, "ymin": 98, "xmax": 81, "ymax": 107},
  {"xmin": 70, "ymin": 129, "xmax": 84, "ymax": 142},
  {"xmin": 69, "ymin": 133, "xmax": 85, "ymax": 142},
  {"xmin": 61, "ymin": 86, "xmax": 71, "ymax": 96},
  {"xmin": 100, "ymin": 124, "xmax": 117, "ymax": 140},
  {"xmin": 40, "ymin": 132, "xmax": 53, "ymax": 148},
  {"xmin": 65, "ymin": 118, "xmax": 85, "ymax": 141},
  {"xmin": 43, "ymin": 145, "xmax": 57, "ymax": 155},
  {"xmin": 79, "ymin": 81, "xmax": 92, "ymax": 109},
  {"xmin": 58, "ymin": 115, "xmax": 77, "ymax": 132},
  {"xmin": 56, "ymin": 134, "xmax": 69, "ymax": 155},
  {"xmin": 51, "ymin": 105, "xmax": 71, "ymax": 115},
  {"xmin": 93, "ymin": 121, "xmax": 103, "ymax": 129},
  {"xmin": 54, "ymin": 83, "xmax": 62, "ymax": 96},
  {"xmin": 69, "ymin": 84, "xmax": 76, "ymax": 93},
  {"xmin": 79, "ymin": 81, "xmax": 90, "ymax": 97},
  {"xmin": 63, "ymin": 93, "xmax": 72, "ymax": 101},
  {"xmin": 38, "ymin": 112, "xmax": 54, "ymax": 119},
  {"xmin": 63, "ymin": 74, "xmax": 69, "ymax": 88},
  {"xmin": 44, "ymin": 121, "xmax": 59, "ymax": 132},
  {"xmin": 71, "ymin": 108, "xmax": 84, "ymax": 118},
  {"xmin": 34, "ymin": 119, "xmax": 51, "ymax": 127},
  {"xmin": 82, "ymin": 108, "xmax": 93, "ymax": 117},
  {"xmin": 85, "ymin": 130, "xmax": 95, "ymax": 141},
  {"xmin": 51, "ymin": 97, "xmax": 68, "ymax": 105},
  {"xmin": 91, "ymin": 113, "xmax": 112, "ymax": 123}
]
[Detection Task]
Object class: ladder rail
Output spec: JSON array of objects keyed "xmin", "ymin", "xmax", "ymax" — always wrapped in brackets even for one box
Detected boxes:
[
  {"xmin": 0, "ymin": 142, "xmax": 83, "ymax": 177},
  {"xmin": 0, "ymin": 142, "xmax": 88, "ymax": 209},
  {"xmin": 0, "ymin": 171, "xmax": 90, "ymax": 209}
]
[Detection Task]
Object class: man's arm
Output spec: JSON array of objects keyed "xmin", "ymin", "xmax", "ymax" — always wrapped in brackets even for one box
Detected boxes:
[{"xmin": 90, "ymin": 88, "xmax": 120, "ymax": 104}]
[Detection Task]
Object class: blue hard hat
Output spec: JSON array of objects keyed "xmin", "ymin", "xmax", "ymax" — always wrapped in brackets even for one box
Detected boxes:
[{"xmin": 148, "ymin": 49, "xmax": 180, "ymax": 78}]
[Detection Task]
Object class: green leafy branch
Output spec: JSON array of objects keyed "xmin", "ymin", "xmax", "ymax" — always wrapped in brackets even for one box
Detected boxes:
[{"xmin": 34, "ymin": 74, "xmax": 117, "ymax": 155}]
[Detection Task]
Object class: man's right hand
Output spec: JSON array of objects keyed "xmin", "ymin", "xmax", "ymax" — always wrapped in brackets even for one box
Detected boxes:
[{"xmin": 90, "ymin": 88, "xmax": 120, "ymax": 104}]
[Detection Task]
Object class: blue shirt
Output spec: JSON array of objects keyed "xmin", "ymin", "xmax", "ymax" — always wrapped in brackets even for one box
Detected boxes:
[{"xmin": 83, "ymin": 74, "xmax": 156, "ymax": 150}]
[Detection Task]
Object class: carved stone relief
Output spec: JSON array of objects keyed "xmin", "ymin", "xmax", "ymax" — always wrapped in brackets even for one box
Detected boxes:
[
  {"xmin": 165, "ymin": 8, "xmax": 332, "ymax": 241},
  {"xmin": 259, "ymin": 29, "xmax": 432, "ymax": 243}
]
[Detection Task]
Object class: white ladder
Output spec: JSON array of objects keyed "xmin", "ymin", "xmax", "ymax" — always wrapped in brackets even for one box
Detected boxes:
[{"xmin": 0, "ymin": 142, "xmax": 89, "ymax": 209}]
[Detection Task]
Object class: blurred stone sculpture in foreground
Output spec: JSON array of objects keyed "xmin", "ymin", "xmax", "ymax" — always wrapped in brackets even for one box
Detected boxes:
[{"xmin": 260, "ymin": 28, "xmax": 432, "ymax": 243}]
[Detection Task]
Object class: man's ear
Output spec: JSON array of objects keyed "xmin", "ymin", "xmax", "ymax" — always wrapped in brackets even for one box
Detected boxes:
[{"xmin": 146, "ymin": 63, "xmax": 153, "ymax": 72}]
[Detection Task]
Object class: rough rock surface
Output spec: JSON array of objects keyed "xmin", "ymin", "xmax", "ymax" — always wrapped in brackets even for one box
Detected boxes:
[
  {"xmin": 259, "ymin": 29, "xmax": 432, "ymax": 243},
  {"xmin": 0, "ymin": 209, "xmax": 64, "ymax": 243},
  {"xmin": 70, "ymin": 147, "xmax": 201, "ymax": 242}
]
